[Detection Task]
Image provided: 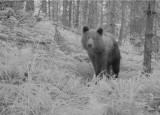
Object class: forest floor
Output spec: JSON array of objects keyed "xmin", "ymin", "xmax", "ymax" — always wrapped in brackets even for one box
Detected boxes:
[{"xmin": 0, "ymin": 21, "xmax": 160, "ymax": 115}]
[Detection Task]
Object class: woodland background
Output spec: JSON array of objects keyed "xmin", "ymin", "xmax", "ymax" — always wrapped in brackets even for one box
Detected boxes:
[{"xmin": 0, "ymin": 0, "xmax": 160, "ymax": 115}]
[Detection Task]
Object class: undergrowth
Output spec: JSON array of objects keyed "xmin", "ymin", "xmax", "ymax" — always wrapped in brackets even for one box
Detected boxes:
[{"xmin": 0, "ymin": 21, "xmax": 160, "ymax": 115}]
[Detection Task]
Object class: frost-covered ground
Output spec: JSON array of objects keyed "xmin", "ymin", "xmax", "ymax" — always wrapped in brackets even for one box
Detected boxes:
[{"xmin": 0, "ymin": 21, "xmax": 160, "ymax": 115}]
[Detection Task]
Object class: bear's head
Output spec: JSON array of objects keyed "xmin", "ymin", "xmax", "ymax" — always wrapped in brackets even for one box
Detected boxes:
[{"xmin": 81, "ymin": 26, "xmax": 105, "ymax": 52}]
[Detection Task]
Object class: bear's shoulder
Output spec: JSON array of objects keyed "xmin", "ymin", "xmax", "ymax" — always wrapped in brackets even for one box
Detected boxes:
[
  {"xmin": 103, "ymin": 33, "xmax": 116, "ymax": 40},
  {"xmin": 102, "ymin": 33, "xmax": 117, "ymax": 51}
]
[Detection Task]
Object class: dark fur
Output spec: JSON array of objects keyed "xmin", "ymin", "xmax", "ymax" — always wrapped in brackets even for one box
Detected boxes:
[{"xmin": 81, "ymin": 26, "xmax": 121, "ymax": 78}]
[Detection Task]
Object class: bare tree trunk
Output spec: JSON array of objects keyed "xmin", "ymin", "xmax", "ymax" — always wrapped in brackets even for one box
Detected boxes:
[
  {"xmin": 75, "ymin": 0, "xmax": 80, "ymax": 28},
  {"xmin": 130, "ymin": 1, "xmax": 135, "ymax": 35},
  {"xmin": 69, "ymin": 0, "xmax": 72, "ymax": 27},
  {"xmin": 154, "ymin": 14, "xmax": 157, "ymax": 35},
  {"xmin": 118, "ymin": 0, "xmax": 125, "ymax": 45},
  {"xmin": 62, "ymin": 0, "xmax": 67, "ymax": 26},
  {"xmin": 42, "ymin": 0, "xmax": 47, "ymax": 13},
  {"xmin": 82, "ymin": 0, "xmax": 88, "ymax": 26},
  {"xmin": 26, "ymin": 0, "xmax": 34, "ymax": 12},
  {"xmin": 94, "ymin": 1, "xmax": 98, "ymax": 28},
  {"xmin": 48, "ymin": 0, "xmax": 51, "ymax": 20},
  {"xmin": 110, "ymin": 0, "xmax": 116, "ymax": 35},
  {"xmin": 143, "ymin": 0, "xmax": 155, "ymax": 74},
  {"xmin": 52, "ymin": 0, "xmax": 55, "ymax": 21},
  {"xmin": 87, "ymin": 1, "xmax": 98, "ymax": 29},
  {"xmin": 100, "ymin": 1, "xmax": 103, "ymax": 27},
  {"xmin": 88, "ymin": 1, "xmax": 95, "ymax": 29},
  {"xmin": 62, "ymin": 0, "xmax": 69, "ymax": 27},
  {"xmin": 52, "ymin": 0, "xmax": 59, "ymax": 22},
  {"xmin": 72, "ymin": 1, "xmax": 75, "ymax": 27}
]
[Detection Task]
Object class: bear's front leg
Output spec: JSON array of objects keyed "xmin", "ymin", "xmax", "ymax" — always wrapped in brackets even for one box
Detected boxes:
[
  {"xmin": 95, "ymin": 53, "xmax": 106, "ymax": 77},
  {"xmin": 106, "ymin": 64, "xmax": 111, "ymax": 78},
  {"xmin": 88, "ymin": 54, "xmax": 97, "ymax": 74}
]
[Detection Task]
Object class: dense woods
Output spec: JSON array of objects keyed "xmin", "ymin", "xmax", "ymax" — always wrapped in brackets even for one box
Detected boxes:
[
  {"xmin": 0, "ymin": 0, "xmax": 160, "ymax": 115},
  {"xmin": 30, "ymin": 0, "xmax": 160, "ymax": 75}
]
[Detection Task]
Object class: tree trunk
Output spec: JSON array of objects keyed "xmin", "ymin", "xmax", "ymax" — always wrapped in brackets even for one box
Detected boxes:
[
  {"xmin": 62, "ymin": 0, "xmax": 67, "ymax": 26},
  {"xmin": 62, "ymin": 0, "xmax": 69, "ymax": 27},
  {"xmin": 130, "ymin": 1, "xmax": 135, "ymax": 35},
  {"xmin": 72, "ymin": 1, "xmax": 75, "ymax": 27},
  {"xmin": 110, "ymin": 0, "xmax": 116, "ymax": 35},
  {"xmin": 88, "ymin": 1, "xmax": 95, "ymax": 29},
  {"xmin": 130, "ymin": 1, "xmax": 146, "ymax": 36},
  {"xmin": 69, "ymin": 0, "xmax": 72, "ymax": 27},
  {"xmin": 82, "ymin": 0, "xmax": 88, "ymax": 26},
  {"xmin": 42, "ymin": 0, "xmax": 47, "ymax": 13},
  {"xmin": 52, "ymin": 0, "xmax": 55, "ymax": 21},
  {"xmin": 143, "ymin": 0, "xmax": 155, "ymax": 74},
  {"xmin": 118, "ymin": 0, "xmax": 125, "ymax": 45},
  {"xmin": 94, "ymin": 1, "xmax": 98, "ymax": 28},
  {"xmin": 48, "ymin": 0, "xmax": 51, "ymax": 20},
  {"xmin": 13, "ymin": 1, "xmax": 24, "ymax": 12},
  {"xmin": 52, "ymin": 0, "xmax": 59, "ymax": 22},
  {"xmin": 26, "ymin": 0, "xmax": 34, "ymax": 12},
  {"xmin": 75, "ymin": 0, "xmax": 80, "ymax": 28},
  {"xmin": 100, "ymin": 1, "xmax": 103, "ymax": 27}
]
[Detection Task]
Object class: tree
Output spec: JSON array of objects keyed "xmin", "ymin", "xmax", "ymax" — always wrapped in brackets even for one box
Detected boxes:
[
  {"xmin": 52, "ymin": 0, "xmax": 59, "ymax": 22},
  {"xmin": 68, "ymin": 0, "xmax": 72, "ymax": 27},
  {"xmin": 130, "ymin": 0, "xmax": 146, "ymax": 36},
  {"xmin": 88, "ymin": 1, "xmax": 95, "ymax": 29},
  {"xmin": 100, "ymin": 1, "xmax": 103, "ymax": 27},
  {"xmin": 130, "ymin": 1, "xmax": 136, "ymax": 35},
  {"xmin": 42, "ymin": 0, "xmax": 47, "ymax": 13},
  {"xmin": 13, "ymin": 1, "xmax": 24, "ymax": 12},
  {"xmin": 62, "ymin": 0, "xmax": 68, "ymax": 27},
  {"xmin": 75, "ymin": 0, "xmax": 80, "ymax": 28},
  {"xmin": 118, "ymin": 0, "xmax": 125, "ymax": 45},
  {"xmin": 109, "ymin": 0, "xmax": 116, "ymax": 35},
  {"xmin": 82, "ymin": 0, "xmax": 88, "ymax": 26},
  {"xmin": 0, "ymin": 1, "xmax": 24, "ymax": 12},
  {"xmin": 143, "ymin": 0, "xmax": 155, "ymax": 74},
  {"xmin": 94, "ymin": 1, "xmax": 98, "ymax": 28},
  {"xmin": 26, "ymin": 0, "xmax": 34, "ymax": 12},
  {"xmin": 48, "ymin": 0, "xmax": 51, "ymax": 20}
]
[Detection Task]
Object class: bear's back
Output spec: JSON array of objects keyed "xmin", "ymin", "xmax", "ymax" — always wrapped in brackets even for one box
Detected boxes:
[{"xmin": 102, "ymin": 32, "xmax": 117, "ymax": 52}]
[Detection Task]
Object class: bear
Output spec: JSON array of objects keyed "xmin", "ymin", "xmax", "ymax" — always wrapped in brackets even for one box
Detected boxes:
[{"xmin": 81, "ymin": 26, "xmax": 121, "ymax": 78}]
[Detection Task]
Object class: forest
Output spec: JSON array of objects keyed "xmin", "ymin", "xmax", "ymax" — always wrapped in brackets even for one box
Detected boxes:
[{"xmin": 0, "ymin": 0, "xmax": 160, "ymax": 115}]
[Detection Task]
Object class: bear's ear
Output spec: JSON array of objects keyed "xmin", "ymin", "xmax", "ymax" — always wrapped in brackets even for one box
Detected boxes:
[
  {"xmin": 97, "ymin": 28, "xmax": 103, "ymax": 35},
  {"xmin": 83, "ymin": 26, "xmax": 89, "ymax": 33}
]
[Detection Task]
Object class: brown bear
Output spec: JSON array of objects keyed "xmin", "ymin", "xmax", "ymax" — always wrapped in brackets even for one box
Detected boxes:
[{"xmin": 81, "ymin": 26, "xmax": 121, "ymax": 78}]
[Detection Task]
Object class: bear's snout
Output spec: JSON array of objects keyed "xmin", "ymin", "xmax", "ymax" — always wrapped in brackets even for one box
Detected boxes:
[
  {"xmin": 87, "ymin": 43, "xmax": 92, "ymax": 48},
  {"xmin": 87, "ymin": 38, "xmax": 94, "ymax": 48}
]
